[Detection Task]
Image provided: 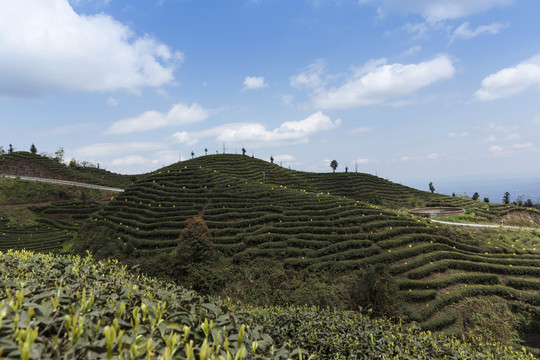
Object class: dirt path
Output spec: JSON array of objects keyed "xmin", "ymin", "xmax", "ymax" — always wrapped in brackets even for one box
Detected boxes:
[
  {"xmin": 2, "ymin": 174, "xmax": 124, "ymax": 192},
  {"xmin": 430, "ymin": 219, "xmax": 538, "ymax": 231}
]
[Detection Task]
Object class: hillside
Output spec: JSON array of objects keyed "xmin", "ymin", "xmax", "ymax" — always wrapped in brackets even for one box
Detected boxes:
[
  {"xmin": 71, "ymin": 154, "xmax": 540, "ymax": 352},
  {"xmin": 0, "ymin": 175, "xmax": 114, "ymax": 253},
  {"xmin": 2, "ymin": 250, "xmax": 534, "ymax": 359},
  {"xmin": 0, "ymin": 151, "xmax": 138, "ymax": 188}
]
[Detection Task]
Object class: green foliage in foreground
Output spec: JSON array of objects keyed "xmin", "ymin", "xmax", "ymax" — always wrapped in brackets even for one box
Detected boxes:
[
  {"xmin": 247, "ymin": 306, "xmax": 534, "ymax": 360},
  {"xmin": 0, "ymin": 250, "xmax": 291, "ymax": 359},
  {"xmin": 0, "ymin": 250, "xmax": 536, "ymax": 360}
]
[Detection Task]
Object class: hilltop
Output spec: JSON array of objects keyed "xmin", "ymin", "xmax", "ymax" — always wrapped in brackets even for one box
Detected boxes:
[{"xmin": 2, "ymin": 152, "xmax": 540, "ymax": 353}]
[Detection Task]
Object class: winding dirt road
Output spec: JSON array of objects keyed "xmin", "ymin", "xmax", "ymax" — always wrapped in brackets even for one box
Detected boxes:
[
  {"xmin": 2, "ymin": 174, "xmax": 124, "ymax": 192},
  {"xmin": 430, "ymin": 219, "xmax": 537, "ymax": 231}
]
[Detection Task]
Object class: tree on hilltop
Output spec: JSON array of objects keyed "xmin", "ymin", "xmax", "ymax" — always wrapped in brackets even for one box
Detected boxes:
[
  {"xmin": 429, "ymin": 182, "xmax": 435, "ymax": 193},
  {"xmin": 503, "ymin": 192, "xmax": 510, "ymax": 205},
  {"xmin": 204, "ymin": 148, "xmax": 208, "ymax": 155},
  {"xmin": 191, "ymin": 151, "xmax": 194, "ymax": 159},
  {"xmin": 30, "ymin": 143, "xmax": 37, "ymax": 154},
  {"xmin": 330, "ymin": 160, "xmax": 338, "ymax": 173},
  {"xmin": 54, "ymin": 147, "xmax": 64, "ymax": 163},
  {"xmin": 8, "ymin": 144, "xmax": 13, "ymax": 153},
  {"xmin": 270, "ymin": 156, "xmax": 274, "ymax": 164},
  {"xmin": 471, "ymin": 192, "xmax": 479, "ymax": 201},
  {"xmin": 242, "ymin": 147, "xmax": 246, "ymax": 156},
  {"xmin": 484, "ymin": 197, "xmax": 490, "ymax": 203}
]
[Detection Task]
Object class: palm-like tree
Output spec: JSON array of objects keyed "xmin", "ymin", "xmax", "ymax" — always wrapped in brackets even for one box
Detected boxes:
[{"xmin": 330, "ymin": 160, "xmax": 338, "ymax": 173}]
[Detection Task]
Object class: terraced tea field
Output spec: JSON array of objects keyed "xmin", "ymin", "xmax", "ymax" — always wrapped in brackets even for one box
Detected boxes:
[{"xmin": 76, "ymin": 155, "xmax": 540, "ymax": 351}]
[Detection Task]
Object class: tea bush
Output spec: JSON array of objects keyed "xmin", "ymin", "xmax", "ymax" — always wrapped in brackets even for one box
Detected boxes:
[{"xmin": 0, "ymin": 250, "xmax": 293, "ymax": 359}]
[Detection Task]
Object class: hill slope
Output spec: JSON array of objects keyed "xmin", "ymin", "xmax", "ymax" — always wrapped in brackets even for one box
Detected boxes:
[
  {"xmin": 2, "ymin": 249, "xmax": 533, "ymax": 359},
  {"xmin": 0, "ymin": 151, "xmax": 137, "ymax": 188},
  {"xmin": 72, "ymin": 154, "xmax": 540, "ymax": 352}
]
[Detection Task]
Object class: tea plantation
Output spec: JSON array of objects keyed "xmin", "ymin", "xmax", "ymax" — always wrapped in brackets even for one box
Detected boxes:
[
  {"xmin": 2, "ymin": 152, "xmax": 540, "ymax": 356},
  {"xmin": 0, "ymin": 249, "xmax": 535, "ymax": 359}
]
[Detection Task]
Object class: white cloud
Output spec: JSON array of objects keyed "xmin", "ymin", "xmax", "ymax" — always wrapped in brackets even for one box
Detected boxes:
[
  {"xmin": 243, "ymin": 76, "xmax": 268, "ymax": 90},
  {"xmin": 172, "ymin": 131, "xmax": 199, "ymax": 146},
  {"xmin": 512, "ymin": 143, "xmax": 532, "ymax": 149},
  {"xmin": 68, "ymin": 142, "xmax": 167, "ymax": 159},
  {"xmin": 290, "ymin": 60, "xmax": 326, "ymax": 89},
  {"xmin": 427, "ymin": 153, "xmax": 440, "ymax": 160},
  {"xmin": 489, "ymin": 145, "xmax": 504, "ymax": 152},
  {"xmin": 401, "ymin": 45, "xmax": 422, "ymax": 57},
  {"xmin": 217, "ymin": 111, "xmax": 340, "ymax": 145},
  {"xmin": 110, "ymin": 155, "xmax": 147, "ymax": 167},
  {"xmin": 172, "ymin": 111, "xmax": 340, "ymax": 147},
  {"xmin": 106, "ymin": 97, "xmax": 119, "ymax": 106},
  {"xmin": 448, "ymin": 131, "xmax": 468, "ymax": 137},
  {"xmin": 486, "ymin": 122, "xmax": 518, "ymax": 132},
  {"xmin": 373, "ymin": 0, "xmax": 513, "ymax": 23},
  {"xmin": 451, "ymin": 22, "xmax": 508, "ymax": 42},
  {"xmin": 313, "ymin": 55, "xmax": 455, "ymax": 109},
  {"xmin": 106, "ymin": 103, "xmax": 209, "ymax": 134},
  {"xmin": 474, "ymin": 55, "xmax": 540, "ymax": 101},
  {"xmin": 479, "ymin": 135, "xmax": 497, "ymax": 144},
  {"xmin": 354, "ymin": 158, "xmax": 370, "ymax": 164},
  {"xmin": 108, "ymin": 150, "xmax": 179, "ymax": 174},
  {"xmin": 0, "ymin": 0, "xmax": 182, "ymax": 97},
  {"xmin": 273, "ymin": 154, "xmax": 296, "ymax": 163},
  {"xmin": 351, "ymin": 127, "xmax": 371, "ymax": 134},
  {"xmin": 504, "ymin": 133, "xmax": 521, "ymax": 141},
  {"xmin": 280, "ymin": 94, "xmax": 294, "ymax": 105}
]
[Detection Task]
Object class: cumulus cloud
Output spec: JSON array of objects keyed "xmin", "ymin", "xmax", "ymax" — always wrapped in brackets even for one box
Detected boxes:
[
  {"xmin": 312, "ymin": 55, "xmax": 455, "ymax": 109},
  {"xmin": 217, "ymin": 111, "xmax": 340, "ymax": 145},
  {"xmin": 290, "ymin": 60, "xmax": 326, "ymax": 89},
  {"xmin": 172, "ymin": 111, "xmax": 340, "ymax": 147},
  {"xmin": 243, "ymin": 76, "xmax": 268, "ymax": 90},
  {"xmin": 106, "ymin": 103, "xmax": 209, "ymax": 135},
  {"xmin": 0, "ymin": 0, "xmax": 182, "ymax": 97},
  {"xmin": 451, "ymin": 21, "xmax": 508, "ymax": 42},
  {"xmin": 172, "ymin": 131, "xmax": 199, "ymax": 146},
  {"xmin": 474, "ymin": 55, "xmax": 540, "ymax": 101},
  {"xmin": 372, "ymin": 0, "xmax": 513, "ymax": 22}
]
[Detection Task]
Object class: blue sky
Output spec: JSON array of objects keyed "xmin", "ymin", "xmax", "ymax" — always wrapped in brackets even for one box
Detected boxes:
[{"xmin": 2, "ymin": 0, "xmax": 540, "ymax": 191}]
